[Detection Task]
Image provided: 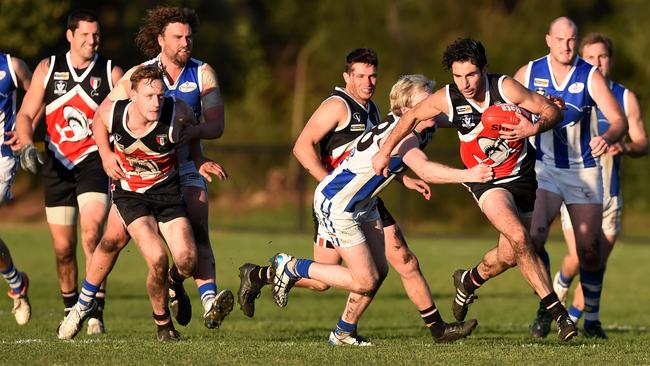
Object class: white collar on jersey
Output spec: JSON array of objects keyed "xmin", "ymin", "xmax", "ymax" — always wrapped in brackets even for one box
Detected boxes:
[{"xmin": 65, "ymin": 52, "xmax": 98, "ymax": 83}]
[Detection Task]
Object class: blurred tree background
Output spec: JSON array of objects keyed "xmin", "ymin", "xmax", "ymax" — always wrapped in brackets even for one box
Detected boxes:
[{"xmin": 1, "ymin": 0, "xmax": 648, "ymax": 235}]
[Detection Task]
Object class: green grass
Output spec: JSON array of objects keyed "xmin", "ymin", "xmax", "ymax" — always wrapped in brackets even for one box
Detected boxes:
[{"xmin": 0, "ymin": 225, "xmax": 648, "ymax": 365}]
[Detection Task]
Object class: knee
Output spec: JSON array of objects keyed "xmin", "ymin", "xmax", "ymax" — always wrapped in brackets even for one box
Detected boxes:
[
  {"xmin": 579, "ymin": 244, "xmax": 600, "ymax": 268},
  {"xmin": 81, "ymin": 226, "xmax": 102, "ymax": 247},
  {"xmin": 354, "ymin": 274, "xmax": 380, "ymax": 295},
  {"xmin": 529, "ymin": 225, "xmax": 549, "ymax": 250},
  {"xmin": 388, "ymin": 246, "xmax": 420, "ymax": 277},
  {"xmin": 98, "ymin": 235, "xmax": 128, "ymax": 254},
  {"xmin": 54, "ymin": 246, "xmax": 75, "ymax": 265}
]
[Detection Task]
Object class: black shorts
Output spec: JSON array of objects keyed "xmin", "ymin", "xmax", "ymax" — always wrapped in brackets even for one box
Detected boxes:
[
  {"xmin": 465, "ymin": 174, "xmax": 538, "ymax": 214},
  {"xmin": 112, "ymin": 188, "xmax": 187, "ymax": 227},
  {"xmin": 375, "ymin": 197, "xmax": 396, "ymax": 228},
  {"xmin": 42, "ymin": 152, "xmax": 109, "ymax": 207}
]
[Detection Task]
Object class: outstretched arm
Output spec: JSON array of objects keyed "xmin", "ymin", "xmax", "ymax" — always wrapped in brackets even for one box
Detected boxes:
[{"xmin": 589, "ymin": 70, "xmax": 628, "ymax": 156}]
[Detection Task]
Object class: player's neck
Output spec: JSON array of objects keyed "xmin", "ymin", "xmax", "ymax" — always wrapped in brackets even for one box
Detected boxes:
[
  {"xmin": 344, "ymin": 88, "xmax": 370, "ymax": 108},
  {"xmin": 160, "ymin": 55, "xmax": 184, "ymax": 84},
  {"xmin": 127, "ymin": 106, "xmax": 157, "ymax": 135},
  {"xmin": 68, "ymin": 51, "xmax": 94, "ymax": 70},
  {"xmin": 548, "ymin": 56, "xmax": 575, "ymax": 85}
]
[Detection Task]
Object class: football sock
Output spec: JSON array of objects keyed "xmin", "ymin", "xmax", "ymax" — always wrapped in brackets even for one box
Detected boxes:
[
  {"xmin": 568, "ymin": 305, "xmax": 583, "ymax": 324},
  {"xmin": 557, "ymin": 270, "xmax": 573, "ymax": 288},
  {"xmin": 463, "ymin": 267, "xmax": 486, "ymax": 292},
  {"xmin": 169, "ymin": 265, "xmax": 185, "ymax": 284},
  {"xmin": 540, "ymin": 292, "xmax": 568, "ymax": 321},
  {"xmin": 335, "ymin": 318, "xmax": 357, "ymax": 337},
  {"xmin": 153, "ymin": 309, "xmax": 172, "ymax": 327},
  {"xmin": 199, "ymin": 282, "xmax": 217, "ymax": 312},
  {"xmin": 580, "ymin": 267, "xmax": 604, "ymax": 328},
  {"xmin": 294, "ymin": 259, "xmax": 313, "ymax": 278},
  {"xmin": 79, "ymin": 280, "xmax": 99, "ymax": 311},
  {"xmin": 420, "ymin": 305, "xmax": 445, "ymax": 338},
  {"xmin": 248, "ymin": 265, "xmax": 271, "ymax": 287},
  {"xmin": 62, "ymin": 289, "xmax": 79, "ymax": 315},
  {"xmin": 1, "ymin": 264, "xmax": 23, "ymax": 295}
]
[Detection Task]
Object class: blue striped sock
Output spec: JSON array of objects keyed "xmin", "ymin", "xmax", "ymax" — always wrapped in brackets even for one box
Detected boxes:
[
  {"xmin": 568, "ymin": 305, "xmax": 583, "ymax": 324},
  {"xmin": 335, "ymin": 318, "xmax": 357, "ymax": 335},
  {"xmin": 1, "ymin": 264, "xmax": 23, "ymax": 294},
  {"xmin": 79, "ymin": 279, "xmax": 100, "ymax": 310},
  {"xmin": 199, "ymin": 282, "xmax": 217, "ymax": 310},
  {"xmin": 294, "ymin": 259, "xmax": 313, "ymax": 278},
  {"xmin": 558, "ymin": 271, "xmax": 573, "ymax": 287},
  {"xmin": 580, "ymin": 268, "xmax": 604, "ymax": 327}
]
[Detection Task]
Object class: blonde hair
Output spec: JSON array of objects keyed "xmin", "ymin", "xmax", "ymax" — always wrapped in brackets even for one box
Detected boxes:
[{"xmin": 389, "ymin": 74, "xmax": 435, "ymax": 116}]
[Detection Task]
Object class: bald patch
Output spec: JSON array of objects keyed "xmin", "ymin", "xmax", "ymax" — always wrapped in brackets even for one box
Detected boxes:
[{"xmin": 548, "ymin": 16, "xmax": 577, "ymax": 36}]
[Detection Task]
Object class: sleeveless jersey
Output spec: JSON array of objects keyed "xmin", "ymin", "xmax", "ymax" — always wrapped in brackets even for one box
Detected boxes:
[
  {"xmin": 598, "ymin": 81, "xmax": 627, "ymax": 197},
  {"xmin": 143, "ymin": 56, "xmax": 204, "ymax": 168},
  {"xmin": 447, "ymin": 74, "xmax": 535, "ymax": 183},
  {"xmin": 109, "ymin": 97, "xmax": 178, "ymax": 193},
  {"xmin": 317, "ymin": 113, "xmax": 409, "ymax": 214},
  {"xmin": 44, "ymin": 52, "xmax": 114, "ymax": 169},
  {"xmin": 0, "ymin": 53, "xmax": 18, "ymax": 158},
  {"xmin": 319, "ymin": 87, "xmax": 381, "ymax": 171},
  {"xmin": 524, "ymin": 55, "xmax": 597, "ymax": 169}
]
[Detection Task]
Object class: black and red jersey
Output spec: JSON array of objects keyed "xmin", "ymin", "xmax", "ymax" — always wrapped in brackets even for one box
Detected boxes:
[
  {"xmin": 319, "ymin": 87, "xmax": 380, "ymax": 171},
  {"xmin": 44, "ymin": 52, "xmax": 114, "ymax": 169},
  {"xmin": 109, "ymin": 97, "xmax": 179, "ymax": 193},
  {"xmin": 446, "ymin": 74, "xmax": 535, "ymax": 183}
]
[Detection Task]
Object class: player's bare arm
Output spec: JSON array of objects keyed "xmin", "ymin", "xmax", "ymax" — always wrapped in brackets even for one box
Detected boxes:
[
  {"xmin": 499, "ymin": 76, "xmax": 562, "ymax": 140},
  {"xmin": 92, "ymin": 101, "xmax": 125, "ymax": 180},
  {"xmin": 3, "ymin": 57, "xmax": 36, "ymax": 150},
  {"xmin": 618, "ymin": 90, "xmax": 648, "ymax": 157},
  {"xmin": 589, "ymin": 69, "xmax": 628, "ymax": 156},
  {"xmin": 372, "ymin": 88, "xmax": 446, "ymax": 176},
  {"xmin": 512, "ymin": 64, "xmax": 528, "ymax": 85},
  {"xmin": 398, "ymin": 134, "xmax": 492, "ymax": 184},
  {"xmin": 293, "ymin": 97, "xmax": 348, "ymax": 182}
]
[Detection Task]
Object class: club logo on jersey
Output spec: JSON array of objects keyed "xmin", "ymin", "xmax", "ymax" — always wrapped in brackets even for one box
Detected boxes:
[
  {"xmin": 56, "ymin": 106, "xmax": 91, "ymax": 143},
  {"xmin": 126, "ymin": 156, "xmax": 160, "ymax": 176},
  {"xmin": 352, "ymin": 112, "xmax": 362, "ymax": 123},
  {"xmin": 533, "ymin": 78, "xmax": 549, "ymax": 87},
  {"xmin": 535, "ymin": 87, "xmax": 546, "ymax": 96},
  {"xmin": 568, "ymin": 82, "xmax": 585, "ymax": 94},
  {"xmin": 112, "ymin": 133, "xmax": 122, "ymax": 142},
  {"xmin": 461, "ymin": 115, "xmax": 475, "ymax": 129},
  {"xmin": 178, "ymin": 81, "xmax": 197, "ymax": 93},
  {"xmin": 54, "ymin": 80, "xmax": 67, "ymax": 95},
  {"xmin": 90, "ymin": 77, "xmax": 102, "ymax": 97},
  {"xmin": 0, "ymin": 71, "xmax": 5, "ymax": 80},
  {"xmin": 53, "ymin": 72, "xmax": 69, "ymax": 81},
  {"xmin": 456, "ymin": 105, "xmax": 472, "ymax": 115},
  {"xmin": 155, "ymin": 134, "xmax": 168, "ymax": 146},
  {"xmin": 475, "ymin": 137, "xmax": 518, "ymax": 167}
]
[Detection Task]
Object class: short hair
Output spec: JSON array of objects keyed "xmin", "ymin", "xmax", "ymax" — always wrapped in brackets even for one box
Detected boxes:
[
  {"xmin": 67, "ymin": 9, "xmax": 99, "ymax": 32},
  {"xmin": 130, "ymin": 65, "xmax": 164, "ymax": 91},
  {"xmin": 135, "ymin": 7, "xmax": 199, "ymax": 57},
  {"xmin": 580, "ymin": 32, "xmax": 614, "ymax": 58},
  {"xmin": 442, "ymin": 38, "xmax": 488, "ymax": 70},
  {"xmin": 390, "ymin": 75, "xmax": 435, "ymax": 116},
  {"xmin": 345, "ymin": 48, "xmax": 378, "ymax": 73}
]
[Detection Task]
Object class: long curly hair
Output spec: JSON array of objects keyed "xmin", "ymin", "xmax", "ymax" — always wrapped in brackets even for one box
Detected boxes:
[{"xmin": 135, "ymin": 7, "xmax": 199, "ymax": 58}]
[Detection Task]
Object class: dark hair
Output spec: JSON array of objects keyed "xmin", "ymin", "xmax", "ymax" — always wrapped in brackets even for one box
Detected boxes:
[
  {"xmin": 442, "ymin": 38, "xmax": 488, "ymax": 70},
  {"xmin": 135, "ymin": 7, "xmax": 199, "ymax": 57},
  {"xmin": 130, "ymin": 65, "xmax": 165, "ymax": 90},
  {"xmin": 345, "ymin": 48, "xmax": 378, "ymax": 73},
  {"xmin": 67, "ymin": 9, "xmax": 99, "ymax": 32},
  {"xmin": 580, "ymin": 33, "xmax": 614, "ymax": 58}
]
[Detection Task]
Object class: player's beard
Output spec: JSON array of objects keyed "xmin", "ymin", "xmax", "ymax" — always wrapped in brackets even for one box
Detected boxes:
[{"xmin": 173, "ymin": 49, "xmax": 191, "ymax": 66}]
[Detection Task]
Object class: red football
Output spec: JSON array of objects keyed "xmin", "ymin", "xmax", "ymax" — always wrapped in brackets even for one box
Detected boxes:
[{"xmin": 481, "ymin": 104, "xmax": 527, "ymax": 138}]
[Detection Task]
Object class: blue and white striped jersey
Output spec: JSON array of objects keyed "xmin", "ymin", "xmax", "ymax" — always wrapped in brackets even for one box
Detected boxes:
[
  {"xmin": 315, "ymin": 113, "xmax": 410, "ymax": 215},
  {"xmin": 524, "ymin": 55, "xmax": 598, "ymax": 169},
  {"xmin": 598, "ymin": 81, "xmax": 627, "ymax": 197},
  {"xmin": 0, "ymin": 53, "xmax": 18, "ymax": 158}
]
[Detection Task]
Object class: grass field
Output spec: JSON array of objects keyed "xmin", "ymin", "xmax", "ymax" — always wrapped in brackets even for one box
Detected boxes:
[{"xmin": 0, "ymin": 225, "xmax": 648, "ymax": 365}]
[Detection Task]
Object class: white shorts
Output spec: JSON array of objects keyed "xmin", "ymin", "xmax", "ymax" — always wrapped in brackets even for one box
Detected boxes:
[
  {"xmin": 559, "ymin": 194, "xmax": 622, "ymax": 236},
  {"xmin": 314, "ymin": 198, "xmax": 380, "ymax": 248},
  {"xmin": 536, "ymin": 163, "xmax": 603, "ymax": 205},
  {"xmin": 0, "ymin": 156, "xmax": 17, "ymax": 206}
]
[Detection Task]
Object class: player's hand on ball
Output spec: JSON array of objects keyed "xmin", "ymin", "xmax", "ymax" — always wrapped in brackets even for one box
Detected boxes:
[
  {"xmin": 465, "ymin": 164, "xmax": 493, "ymax": 183},
  {"xmin": 198, "ymin": 159, "xmax": 228, "ymax": 182},
  {"xmin": 500, "ymin": 112, "xmax": 536, "ymax": 140},
  {"xmin": 19, "ymin": 144, "xmax": 44, "ymax": 175}
]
